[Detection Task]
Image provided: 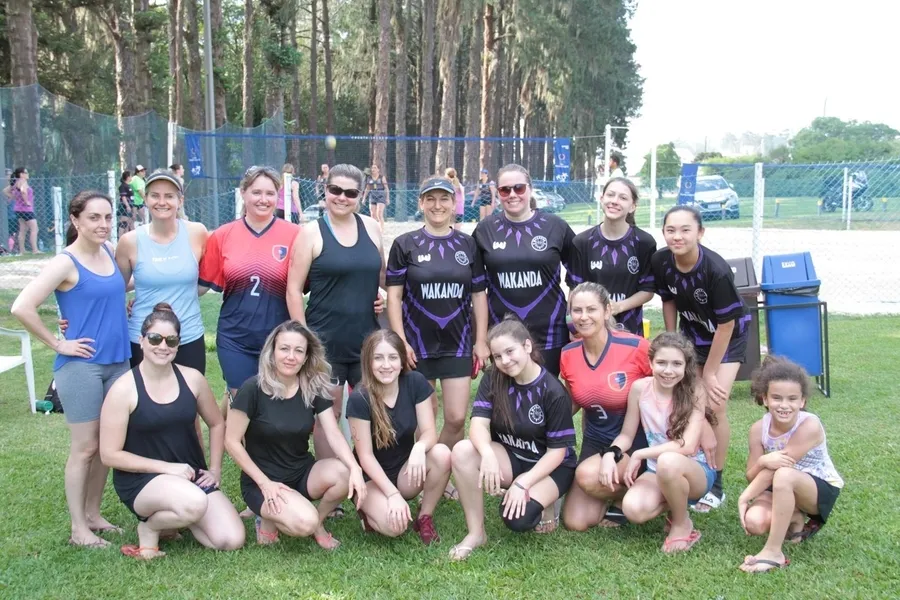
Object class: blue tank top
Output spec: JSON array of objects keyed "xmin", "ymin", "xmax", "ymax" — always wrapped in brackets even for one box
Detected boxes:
[
  {"xmin": 54, "ymin": 245, "xmax": 131, "ymax": 370},
  {"xmin": 129, "ymin": 222, "xmax": 204, "ymax": 344}
]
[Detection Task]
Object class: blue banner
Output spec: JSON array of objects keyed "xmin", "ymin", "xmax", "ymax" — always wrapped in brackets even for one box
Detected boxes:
[
  {"xmin": 186, "ymin": 134, "xmax": 204, "ymax": 178},
  {"xmin": 553, "ymin": 138, "xmax": 571, "ymax": 182},
  {"xmin": 677, "ymin": 163, "xmax": 699, "ymax": 205}
]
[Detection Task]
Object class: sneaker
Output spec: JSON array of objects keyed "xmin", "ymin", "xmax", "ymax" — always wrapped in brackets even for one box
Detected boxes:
[{"xmin": 413, "ymin": 514, "xmax": 440, "ymax": 545}]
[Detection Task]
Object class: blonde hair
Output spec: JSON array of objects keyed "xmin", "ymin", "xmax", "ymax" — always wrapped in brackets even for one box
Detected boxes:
[
  {"xmin": 257, "ymin": 321, "xmax": 334, "ymax": 404},
  {"xmin": 568, "ymin": 282, "xmax": 621, "ymax": 331},
  {"xmin": 281, "ymin": 163, "xmax": 296, "ymax": 175},
  {"xmin": 445, "ymin": 168, "xmax": 461, "ymax": 188},
  {"xmin": 240, "ymin": 166, "xmax": 282, "ymax": 192},
  {"xmin": 358, "ymin": 330, "xmax": 411, "ymax": 449}
]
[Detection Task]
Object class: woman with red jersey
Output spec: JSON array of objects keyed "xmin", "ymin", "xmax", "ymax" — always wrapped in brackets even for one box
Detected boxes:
[{"xmin": 560, "ymin": 282, "xmax": 651, "ymax": 530}]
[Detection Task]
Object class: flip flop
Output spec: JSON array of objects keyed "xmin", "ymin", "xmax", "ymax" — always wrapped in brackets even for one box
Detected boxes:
[
  {"xmin": 120, "ymin": 544, "xmax": 165, "ymax": 561},
  {"xmin": 357, "ymin": 508, "xmax": 375, "ymax": 533},
  {"xmin": 788, "ymin": 519, "xmax": 822, "ymax": 543},
  {"xmin": 443, "ymin": 483, "xmax": 460, "ymax": 501},
  {"xmin": 662, "ymin": 529, "xmax": 702, "ymax": 553},
  {"xmin": 255, "ymin": 516, "xmax": 280, "ymax": 545},
  {"xmin": 534, "ymin": 518, "xmax": 559, "ymax": 534},
  {"xmin": 449, "ymin": 545, "xmax": 475, "ymax": 562},
  {"xmin": 740, "ymin": 556, "xmax": 791, "ymax": 573},
  {"xmin": 327, "ymin": 506, "xmax": 346, "ymax": 520},
  {"xmin": 690, "ymin": 491, "xmax": 725, "ymax": 513},
  {"xmin": 314, "ymin": 531, "xmax": 341, "ymax": 551},
  {"xmin": 68, "ymin": 536, "xmax": 111, "ymax": 549},
  {"xmin": 601, "ymin": 507, "xmax": 628, "ymax": 527}
]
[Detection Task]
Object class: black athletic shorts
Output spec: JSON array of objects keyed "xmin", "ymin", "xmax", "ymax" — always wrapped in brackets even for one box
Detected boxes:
[
  {"xmin": 368, "ymin": 192, "xmax": 386, "ymax": 205},
  {"xmin": 415, "ymin": 356, "xmax": 472, "ymax": 381},
  {"xmin": 116, "ymin": 472, "xmax": 218, "ymax": 522},
  {"xmin": 359, "ymin": 455, "xmax": 405, "ymax": 487},
  {"xmin": 15, "ymin": 211, "xmax": 35, "ymax": 222},
  {"xmin": 540, "ymin": 346, "xmax": 563, "ymax": 378},
  {"xmin": 130, "ymin": 336, "xmax": 207, "ymax": 375},
  {"xmin": 332, "ymin": 361, "xmax": 362, "ymax": 388},
  {"xmin": 696, "ymin": 331, "xmax": 748, "ymax": 365},
  {"xmin": 810, "ymin": 474, "xmax": 841, "ymax": 524},
  {"xmin": 241, "ymin": 457, "xmax": 317, "ymax": 516},
  {"xmin": 503, "ymin": 446, "xmax": 575, "ymax": 497}
]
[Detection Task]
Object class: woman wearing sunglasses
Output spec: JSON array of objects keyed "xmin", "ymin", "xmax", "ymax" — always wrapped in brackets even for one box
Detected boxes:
[
  {"xmin": 287, "ymin": 163, "xmax": 385, "ymax": 461},
  {"xmin": 100, "ymin": 303, "xmax": 245, "ymax": 560},
  {"xmin": 471, "ymin": 164, "xmax": 576, "ymax": 376},
  {"xmin": 198, "ymin": 166, "xmax": 301, "ymax": 404}
]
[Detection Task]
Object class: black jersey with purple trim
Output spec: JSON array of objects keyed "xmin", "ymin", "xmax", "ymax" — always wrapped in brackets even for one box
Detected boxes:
[
  {"xmin": 473, "ymin": 211, "xmax": 576, "ymax": 350},
  {"xmin": 386, "ymin": 228, "xmax": 486, "ymax": 359},
  {"xmin": 471, "ymin": 368, "xmax": 576, "ymax": 467},
  {"xmin": 568, "ymin": 225, "xmax": 657, "ymax": 335},
  {"xmin": 650, "ymin": 245, "xmax": 750, "ymax": 356}
]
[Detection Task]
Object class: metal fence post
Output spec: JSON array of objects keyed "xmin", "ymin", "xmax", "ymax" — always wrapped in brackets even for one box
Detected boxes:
[
  {"xmin": 52, "ymin": 186, "xmax": 64, "ymax": 255},
  {"xmin": 649, "ymin": 144, "xmax": 658, "ymax": 229},
  {"xmin": 846, "ymin": 174, "xmax": 853, "ymax": 231},
  {"xmin": 234, "ymin": 188, "xmax": 242, "ymax": 220},
  {"xmin": 283, "ymin": 172, "xmax": 293, "ymax": 221},
  {"xmin": 841, "ymin": 167, "xmax": 848, "ymax": 222},
  {"xmin": 751, "ymin": 162, "xmax": 765, "ymax": 279},
  {"xmin": 107, "ymin": 170, "xmax": 118, "ymax": 243},
  {"xmin": 167, "ymin": 121, "xmax": 176, "ymax": 167}
]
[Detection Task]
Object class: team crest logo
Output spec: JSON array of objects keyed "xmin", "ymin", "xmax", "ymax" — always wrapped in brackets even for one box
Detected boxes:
[
  {"xmin": 693, "ymin": 288, "xmax": 708, "ymax": 304},
  {"xmin": 627, "ymin": 256, "xmax": 640, "ymax": 275},
  {"xmin": 607, "ymin": 372, "xmax": 628, "ymax": 391},
  {"xmin": 455, "ymin": 251, "xmax": 469, "ymax": 266},
  {"xmin": 531, "ymin": 235, "xmax": 548, "ymax": 252},
  {"xmin": 528, "ymin": 404, "xmax": 544, "ymax": 425},
  {"xmin": 272, "ymin": 245, "xmax": 288, "ymax": 262}
]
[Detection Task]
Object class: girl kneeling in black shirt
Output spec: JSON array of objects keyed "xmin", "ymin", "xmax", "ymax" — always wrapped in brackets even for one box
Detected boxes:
[
  {"xmin": 449, "ymin": 317, "xmax": 577, "ymax": 561},
  {"xmin": 347, "ymin": 330, "xmax": 452, "ymax": 545},
  {"xmin": 225, "ymin": 321, "xmax": 367, "ymax": 550}
]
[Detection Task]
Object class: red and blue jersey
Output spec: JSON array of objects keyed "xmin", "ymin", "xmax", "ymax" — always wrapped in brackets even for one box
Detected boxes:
[
  {"xmin": 560, "ymin": 330, "xmax": 651, "ymax": 445},
  {"xmin": 199, "ymin": 217, "xmax": 299, "ymax": 354}
]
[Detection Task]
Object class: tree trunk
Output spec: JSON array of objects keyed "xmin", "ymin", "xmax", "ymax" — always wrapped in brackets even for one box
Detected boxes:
[
  {"xmin": 308, "ymin": 0, "xmax": 319, "ymax": 173},
  {"xmin": 321, "ymin": 0, "xmax": 335, "ymax": 164},
  {"xmin": 393, "ymin": 0, "xmax": 409, "ymax": 218},
  {"xmin": 184, "ymin": 0, "xmax": 205, "ymax": 130},
  {"xmin": 97, "ymin": 2, "xmax": 140, "ymax": 168},
  {"xmin": 7, "ymin": 0, "xmax": 42, "ymax": 171},
  {"xmin": 241, "ymin": 0, "xmax": 254, "ymax": 127},
  {"xmin": 462, "ymin": 6, "xmax": 482, "ymax": 185},
  {"xmin": 505, "ymin": 64, "xmax": 519, "ymax": 164},
  {"xmin": 434, "ymin": 0, "xmax": 461, "ymax": 172},
  {"xmin": 373, "ymin": 0, "xmax": 391, "ymax": 172},
  {"xmin": 168, "ymin": 0, "xmax": 184, "ymax": 126},
  {"xmin": 289, "ymin": 12, "xmax": 302, "ymax": 167},
  {"xmin": 493, "ymin": 2, "xmax": 506, "ymax": 168},
  {"xmin": 479, "ymin": 2, "xmax": 497, "ymax": 175},
  {"xmin": 210, "ymin": 0, "xmax": 227, "ymax": 126},
  {"xmin": 418, "ymin": 0, "xmax": 436, "ymax": 182},
  {"xmin": 133, "ymin": 0, "xmax": 152, "ymax": 111}
]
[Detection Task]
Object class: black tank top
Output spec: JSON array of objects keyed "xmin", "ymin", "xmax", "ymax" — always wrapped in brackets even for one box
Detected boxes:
[
  {"xmin": 306, "ymin": 214, "xmax": 381, "ymax": 362},
  {"xmin": 368, "ymin": 177, "xmax": 385, "ymax": 192},
  {"xmin": 113, "ymin": 366, "xmax": 207, "ymax": 492}
]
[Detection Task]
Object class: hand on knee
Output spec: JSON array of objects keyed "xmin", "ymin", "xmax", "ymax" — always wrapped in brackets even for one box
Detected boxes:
[{"xmin": 500, "ymin": 499, "xmax": 544, "ymax": 532}]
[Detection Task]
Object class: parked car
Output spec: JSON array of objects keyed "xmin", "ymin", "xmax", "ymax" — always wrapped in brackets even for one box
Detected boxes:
[
  {"xmin": 691, "ymin": 175, "xmax": 740, "ymax": 219},
  {"xmin": 532, "ymin": 188, "xmax": 567, "ymax": 213}
]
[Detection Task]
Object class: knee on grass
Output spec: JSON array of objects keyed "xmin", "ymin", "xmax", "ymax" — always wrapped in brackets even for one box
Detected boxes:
[
  {"xmin": 500, "ymin": 499, "xmax": 544, "ymax": 532},
  {"xmin": 205, "ymin": 523, "xmax": 246, "ymax": 551}
]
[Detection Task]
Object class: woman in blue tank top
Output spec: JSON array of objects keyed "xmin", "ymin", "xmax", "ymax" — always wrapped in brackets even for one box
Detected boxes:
[
  {"xmin": 12, "ymin": 190, "xmax": 131, "ymax": 549},
  {"xmin": 116, "ymin": 169, "xmax": 209, "ymax": 374},
  {"xmin": 287, "ymin": 163, "xmax": 385, "ymax": 462}
]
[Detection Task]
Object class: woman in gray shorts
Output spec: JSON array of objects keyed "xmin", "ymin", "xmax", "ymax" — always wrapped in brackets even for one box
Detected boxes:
[{"xmin": 12, "ymin": 190, "xmax": 131, "ymax": 549}]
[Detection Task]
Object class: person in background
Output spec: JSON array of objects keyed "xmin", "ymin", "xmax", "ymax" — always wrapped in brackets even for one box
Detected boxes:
[
  {"xmin": 169, "ymin": 164, "xmax": 185, "ymax": 182},
  {"xmin": 130, "ymin": 165, "xmax": 148, "ymax": 225},
  {"xmin": 100, "ymin": 303, "xmax": 244, "ymax": 560},
  {"xmin": 275, "ymin": 163, "xmax": 302, "ymax": 223},
  {"xmin": 314, "ymin": 164, "xmax": 329, "ymax": 217},
  {"xmin": 11, "ymin": 190, "xmax": 131, "ymax": 549},
  {"xmin": 445, "ymin": 168, "xmax": 465, "ymax": 230},
  {"xmin": 470, "ymin": 169, "xmax": 497, "ymax": 222},
  {"xmin": 4, "ymin": 167, "xmax": 41, "ymax": 254},
  {"xmin": 117, "ymin": 171, "xmax": 135, "ymax": 236},
  {"xmin": 609, "ymin": 152, "xmax": 625, "ymax": 180},
  {"xmin": 363, "ymin": 163, "xmax": 390, "ymax": 230}
]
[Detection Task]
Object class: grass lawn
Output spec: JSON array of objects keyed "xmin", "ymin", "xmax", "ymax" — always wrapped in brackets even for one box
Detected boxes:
[
  {"xmin": 558, "ymin": 196, "xmax": 900, "ymax": 231},
  {"xmin": 0, "ymin": 296, "xmax": 898, "ymax": 598}
]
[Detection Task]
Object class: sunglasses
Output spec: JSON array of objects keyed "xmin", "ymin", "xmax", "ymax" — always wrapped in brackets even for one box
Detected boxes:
[
  {"xmin": 326, "ymin": 184, "xmax": 361, "ymax": 200},
  {"xmin": 497, "ymin": 183, "xmax": 529, "ymax": 198},
  {"xmin": 146, "ymin": 333, "xmax": 180, "ymax": 348},
  {"xmin": 244, "ymin": 165, "xmax": 280, "ymax": 178}
]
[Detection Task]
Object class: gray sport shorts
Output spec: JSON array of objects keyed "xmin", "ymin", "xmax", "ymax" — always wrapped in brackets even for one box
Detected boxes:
[{"xmin": 54, "ymin": 361, "xmax": 130, "ymax": 424}]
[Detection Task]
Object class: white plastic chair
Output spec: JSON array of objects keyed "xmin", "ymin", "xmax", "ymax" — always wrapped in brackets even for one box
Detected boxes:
[{"xmin": 0, "ymin": 327, "xmax": 37, "ymax": 413}]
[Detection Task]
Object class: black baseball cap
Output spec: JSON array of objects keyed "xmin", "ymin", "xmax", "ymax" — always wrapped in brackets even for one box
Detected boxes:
[
  {"xmin": 419, "ymin": 177, "xmax": 456, "ymax": 196},
  {"xmin": 144, "ymin": 169, "xmax": 184, "ymax": 194}
]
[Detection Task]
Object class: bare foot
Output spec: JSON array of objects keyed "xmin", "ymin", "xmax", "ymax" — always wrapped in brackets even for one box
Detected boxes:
[
  {"xmin": 86, "ymin": 516, "xmax": 122, "ymax": 534},
  {"xmin": 449, "ymin": 532, "xmax": 487, "ymax": 561},
  {"xmin": 68, "ymin": 531, "xmax": 111, "ymax": 549}
]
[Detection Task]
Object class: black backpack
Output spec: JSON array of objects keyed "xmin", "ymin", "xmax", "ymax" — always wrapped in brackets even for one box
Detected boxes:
[{"xmin": 44, "ymin": 380, "xmax": 64, "ymax": 413}]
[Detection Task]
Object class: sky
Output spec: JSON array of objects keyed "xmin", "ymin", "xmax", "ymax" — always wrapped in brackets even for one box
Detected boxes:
[{"xmin": 624, "ymin": 0, "xmax": 900, "ymax": 165}]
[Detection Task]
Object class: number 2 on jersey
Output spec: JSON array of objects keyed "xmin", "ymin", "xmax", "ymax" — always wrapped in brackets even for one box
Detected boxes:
[{"xmin": 250, "ymin": 275, "xmax": 261, "ymax": 297}]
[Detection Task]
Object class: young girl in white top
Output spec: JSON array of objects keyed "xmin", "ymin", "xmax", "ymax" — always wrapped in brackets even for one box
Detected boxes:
[
  {"xmin": 616, "ymin": 332, "xmax": 717, "ymax": 553},
  {"xmin": 738, "ymin": 355, "xmax": 843, "ymax": 573}
]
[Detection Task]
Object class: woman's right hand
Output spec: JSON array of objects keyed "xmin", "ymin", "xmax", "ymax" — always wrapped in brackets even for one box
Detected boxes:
[
  {"xmin": 599, "ymin": 453, "xmax": 620, "ymax": 491},
  {"xmin": 402, "ymin": 341, "xmax": 417, "ymax": 369},
  {"xmin": 260, "ymin": 480, "xmax": 293, "ymax": 515},
  {"xmin": 58, "ymin": 318, "xmax": 69, "ymax": 333},
  {"xmin": 478, "ymin": 452, "xmax": 502, "ymax": 496},
  {"xmin": 387, "ymin": 492, "xmax": 412, "ymax": 532},
  {"xmin": 55, "ymin": 338, "xmax": 95, "ymax": 359},
  {"xmin": 166, "ymin": 463, "xmax": 196, "ymax": 481},
  {"xmin": 759, "ymin": 451, "xmax": 795, "ymax": 470}
]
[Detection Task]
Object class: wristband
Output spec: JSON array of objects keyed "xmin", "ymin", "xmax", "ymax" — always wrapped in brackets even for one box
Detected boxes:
[{"xmin": 602, "ymin": 445, "xmax": 624, "ymax": 463}]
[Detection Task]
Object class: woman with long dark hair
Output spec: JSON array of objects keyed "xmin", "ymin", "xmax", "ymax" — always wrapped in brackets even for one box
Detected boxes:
[
  {"xmin": 12, "ymin": 190, "xmax": 130, "ymax": 548},
  {"xmin": 3, "ymin": 167, "xmax": 40, "ymax": 254}
]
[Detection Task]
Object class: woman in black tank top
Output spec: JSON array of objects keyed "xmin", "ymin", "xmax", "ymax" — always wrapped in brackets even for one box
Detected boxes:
[
  {"xmin": 363, "ymin": 163, "xmax": 390, "ymax": 230},
  {"xmin": 287, "ymin": 164, "xmax": 386, "ymax": 462},
  {"xmin": 100, "ymin": 303, "xmax": 245, "ymax": 560}
]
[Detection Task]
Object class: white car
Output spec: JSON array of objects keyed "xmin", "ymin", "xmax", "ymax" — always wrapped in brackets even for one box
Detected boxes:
[{"xmin": 691, "ymin": 175, "xmax": 740, "ymax": 219}]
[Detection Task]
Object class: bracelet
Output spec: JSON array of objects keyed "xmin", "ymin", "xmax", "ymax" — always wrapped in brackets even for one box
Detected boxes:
[{"xmin": 513, "ymin": 481, "xmax": 530, "ymax": 501}]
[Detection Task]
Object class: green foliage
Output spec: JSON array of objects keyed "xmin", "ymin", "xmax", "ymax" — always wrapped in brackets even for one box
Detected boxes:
[
  {"xmin": 638, "ymin": 142, "xmax": 681, "ymax": 181},
  {"xmin": 789, "ymin": 117, "xmax": 900, "ymax": 162}
]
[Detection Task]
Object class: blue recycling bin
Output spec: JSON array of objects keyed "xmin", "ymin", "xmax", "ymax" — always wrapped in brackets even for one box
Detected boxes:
[{"xmin": 761, "ymin": 252, "xmax": 823, "ymax": 376}]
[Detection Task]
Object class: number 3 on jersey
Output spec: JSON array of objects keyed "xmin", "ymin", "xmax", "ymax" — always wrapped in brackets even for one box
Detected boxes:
[
  {"xmin": 590, "ymin": 404, "xmax": 608, "ymax": 420},
  {"xmin": 250, "ymin": 275, "xmax": 261, "ymax": 297}
]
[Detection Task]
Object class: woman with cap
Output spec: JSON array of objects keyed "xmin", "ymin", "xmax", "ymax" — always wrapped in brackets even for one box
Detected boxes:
[
  {"xmin": 115, "ymin": 169, "xmax": 209, "ymax": 375},
  {"xmin": 386, "ymin": 174, "xmax": 489, "ymax": 497},
  {"xmin": 130, "ymin": 165, "xmax": 147, "ymax": 225},
  {"xmin": 470, "ymin": 169, "xmax": 497, "ymax": 222}
]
